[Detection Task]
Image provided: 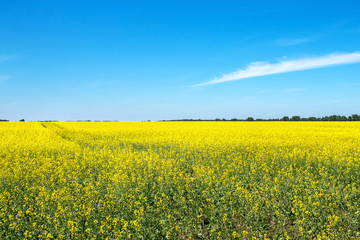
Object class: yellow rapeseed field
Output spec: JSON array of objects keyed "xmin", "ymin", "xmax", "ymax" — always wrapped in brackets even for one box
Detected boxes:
[{"xmin": 1, "ymin": 122, "xmax": 360, "ymax": 239}]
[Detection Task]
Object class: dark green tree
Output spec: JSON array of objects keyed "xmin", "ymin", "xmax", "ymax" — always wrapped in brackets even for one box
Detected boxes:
[
  {"xmin": 307, "ymin": 117, "xmax": 318, "ymax": 121},
  {"xmin": 351, "ymin": 114, "xmax": 360, "ymax": 121},
  {"xmin": 291, "ymin": 116, "xmax": 301, "ymax": 121}
]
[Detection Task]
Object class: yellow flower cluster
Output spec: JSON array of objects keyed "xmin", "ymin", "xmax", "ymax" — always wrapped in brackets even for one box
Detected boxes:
[{"xmin": 1, "ymin": 121, "xmax": 360, "ymax": 239}]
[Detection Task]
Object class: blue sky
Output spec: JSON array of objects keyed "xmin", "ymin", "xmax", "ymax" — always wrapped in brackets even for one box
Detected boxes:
[{"xmin": 1, "ymin": 0, "xmax": 360, "ymax": 121}]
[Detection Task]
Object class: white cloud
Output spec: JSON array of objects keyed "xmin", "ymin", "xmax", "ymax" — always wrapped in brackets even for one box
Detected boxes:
[{"xmin": 195, "ymin": 52, "xmax": 360, "ymax": 86}]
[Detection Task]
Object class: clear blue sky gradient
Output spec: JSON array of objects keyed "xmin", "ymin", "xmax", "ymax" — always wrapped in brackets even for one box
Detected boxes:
[{"xmin": 1, "ymin": 0, "xmax": 360, "ymax": 121}]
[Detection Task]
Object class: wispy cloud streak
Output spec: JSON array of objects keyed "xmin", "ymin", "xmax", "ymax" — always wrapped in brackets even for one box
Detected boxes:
[
  {"xmin": 0, "ymin": 55, "xmax": 16, "ymax": 62},
  {"xmin": 282, "ymin": 88, "xmax": 304, "ymax": 93},
  {"xmin": 196, "ymin": 52, "xmax": 360, "ymax": 86},
  {"xmin": 274, "ymin": 38, "xmax": 313, "ymax": 46},
  {"xmin": 0, "ymin": 76, "xmax": 12, "ymax": 82}
]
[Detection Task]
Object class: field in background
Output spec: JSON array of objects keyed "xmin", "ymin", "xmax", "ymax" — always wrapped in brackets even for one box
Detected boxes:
[{"xmin": 1, "ymin": 122, "xmax": 360, "ymax": 239}]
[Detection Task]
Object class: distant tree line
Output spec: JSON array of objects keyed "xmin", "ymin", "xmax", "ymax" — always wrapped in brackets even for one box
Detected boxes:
[
  {"xmin": 164, "ymin": 114, "xmax": 360, "ymax": 122},
  {"xmin": 1, "ymin": 114, "xmax": 360, "ymax": 122}
]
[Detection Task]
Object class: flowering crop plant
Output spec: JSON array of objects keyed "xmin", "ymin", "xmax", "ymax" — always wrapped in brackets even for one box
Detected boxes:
[{"xmin": 1, "ymin": 122, "xmax": 360, "ymax": 239}]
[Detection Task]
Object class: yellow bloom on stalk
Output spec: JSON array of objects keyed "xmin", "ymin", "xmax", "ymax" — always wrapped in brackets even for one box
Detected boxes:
[{"xmin": 0, "ymin": 121, "xmax": 359, "ymax": 239}]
